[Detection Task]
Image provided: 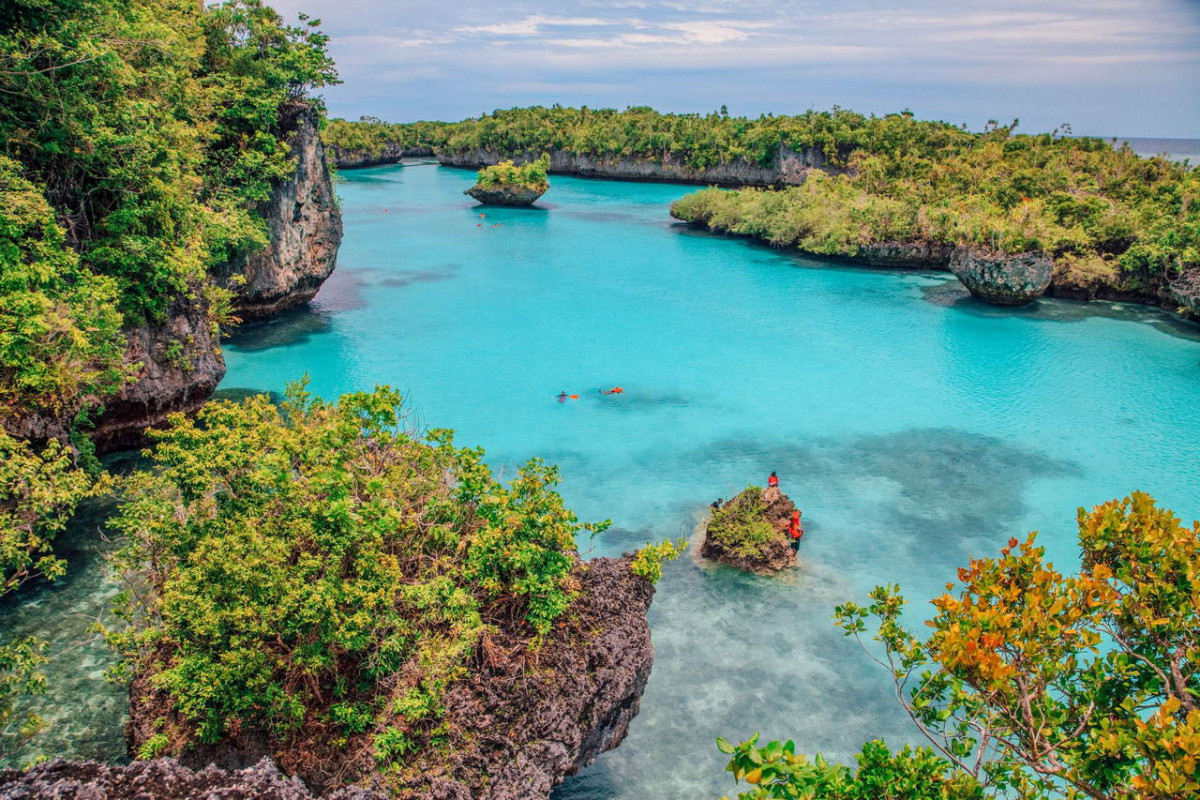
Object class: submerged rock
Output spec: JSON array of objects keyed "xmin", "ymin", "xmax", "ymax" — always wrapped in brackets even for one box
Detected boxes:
[
  {"xmin": 950, "ymin": 247, "xmax": 1053, "ymax": 306},
  {"xmin": 464, "ymin": 184, "xmax": 546, "ymax": 207},
  {"xmin": 701, "ymin": 486, "xmax": 799, "ymax": 573}
]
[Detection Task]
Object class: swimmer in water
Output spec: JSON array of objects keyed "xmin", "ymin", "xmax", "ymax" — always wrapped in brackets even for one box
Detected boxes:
[
  {"xmin": 600, "ymin": 386, "xmax": 624, "ymax": 395},
  {"xmin": 556, "ymin": 391, "xmax": 579, "ymax": 402}
]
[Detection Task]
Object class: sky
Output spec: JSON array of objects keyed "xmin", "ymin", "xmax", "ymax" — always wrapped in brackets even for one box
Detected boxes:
[{"xmin": 269, "ymin": 0, "xmax": 1200, "ymax": 138}]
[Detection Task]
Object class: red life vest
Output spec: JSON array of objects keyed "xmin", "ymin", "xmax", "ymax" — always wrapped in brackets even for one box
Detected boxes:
[{"xmin": 768, "ymin": 475, "xmax": 779, "ymax": 488}]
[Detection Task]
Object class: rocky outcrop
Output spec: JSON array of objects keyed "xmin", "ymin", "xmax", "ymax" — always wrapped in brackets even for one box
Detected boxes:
[
  {"xmin": 1164, "ymin": 266, "xmax": 1200, "ymax": 320},
  {"xmin": 80, "ymin": 104, "xmax": 342, "ymax": 451},
  {"xmin": 330, "ymin": 144, "xmax": 433, "ymax": 169},
  {"xmin": 855, "ymin": 240, "xmax": 956, "ymax": 269},
  {"xmin": 0, "ymin": 757, "xmax": 380, "ymax": 800},
  {"xmin": 393, "ymin": 556, "xmax": 655, "ymax": 799},
  {"xmin": 949, "ymin": 247, "xmax": 1054, "ymax": 306},
  {"xmin": 90, "ymin": 291, "xmax": 224, "ymax": 452},
  {"xmin": 217, "ymin": 104, "xmax": 344, "ymax": 321},
  {"xmin": 124, "ymin": 557, "xmax": 653, "ymax": 799},
  {"xmin": 465, "ymin": 183, "xmax": 546, "ymax": 207},
  {"xmin": 701, "ymin": 486, "xmax": 799, "ymax": 573},
  {"xmin": 439, "ymin": 144, "xmax": 836, "ymax": 188}
]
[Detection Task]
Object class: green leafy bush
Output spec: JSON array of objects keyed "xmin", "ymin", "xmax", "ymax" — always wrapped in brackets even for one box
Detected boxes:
[
  {"xmin": 630, "ymin": 538, "xmax": 687, "ymax": 583},
  {"xmin": 474, "ymin": 154, "xmax": 551, "ymax": 191},
  {"xmin": 707, "ymin": 488, "xmax": 777, "ymax": 560},
  {"xmin": 107, "ymin": 382, "xmax": 604, "ymax": 762},
  {"xmin": 717, "ymin": 735, "xmax": 982, "ymax": 800}
]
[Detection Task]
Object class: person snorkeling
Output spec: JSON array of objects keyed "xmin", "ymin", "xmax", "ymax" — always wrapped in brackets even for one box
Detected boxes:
[
  {"xmin": 556, "ymin": 391, "xmax": 579, "ymax": 402},
  {"xmin": 600, "ymin": 386, "xmax": 624, "ymax": 395}
]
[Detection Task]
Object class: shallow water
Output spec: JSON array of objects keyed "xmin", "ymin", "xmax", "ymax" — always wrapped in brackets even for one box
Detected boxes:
[{"xmin": 4, "ymin": 163, "xmax": 1200, "ymax": 795}]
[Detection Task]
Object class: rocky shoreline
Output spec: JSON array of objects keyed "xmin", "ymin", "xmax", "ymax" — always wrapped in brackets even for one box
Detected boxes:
[{"xmin": 2, "ymin": 557, "xmax": 655, "ymax": 800}]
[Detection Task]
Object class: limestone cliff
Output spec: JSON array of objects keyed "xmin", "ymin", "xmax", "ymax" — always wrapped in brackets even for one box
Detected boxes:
[
  {"xmin": 329, "ymin": 144, "xmax": 433, "ymax": 169},
  {"xmin": 436, "ymin": 144, "xmax": 834, "ymax": 187},
  {"xmin": 218, "ymin": 104, "xmax": 344, "ymax": 321},
  {"xmin": 90, "ymin": 291, "xmax": 225, "ymax": 452},
  {"xmin": 86, "ymin": 104, "xmax": 342, "ymax": 451}
]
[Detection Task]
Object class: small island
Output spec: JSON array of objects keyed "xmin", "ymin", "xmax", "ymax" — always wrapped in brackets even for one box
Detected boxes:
[
  {"xmin": 465, "ymin": 154, "xmax": 550, "ymax": 206},
  {"xmin": 701, "ymin": 485, "xmax": 801, "ymax": 573}
]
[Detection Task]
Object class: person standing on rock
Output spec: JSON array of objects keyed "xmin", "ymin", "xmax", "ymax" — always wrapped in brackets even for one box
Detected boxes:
[
  {"xmin": 767, "ymin": 471, "xmax": 779, "ymax": 489},
  {"xmin": 788, "ymin": 510, "xmax": 803, "ymax": 553}
]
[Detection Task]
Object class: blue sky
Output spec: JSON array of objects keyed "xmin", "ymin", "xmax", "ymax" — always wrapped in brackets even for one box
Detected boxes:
[{"xmin": 271, "ymin": 0, "xmax": 1200, "ymax": 137}]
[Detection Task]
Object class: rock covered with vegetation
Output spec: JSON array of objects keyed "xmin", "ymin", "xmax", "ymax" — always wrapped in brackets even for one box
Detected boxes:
[
  {"xmin": 326, "ymin": 107, "xmax": 1196, "ymax": 317},
  {"xmin": 716, "ymin": 493, "xmax": 1200, "ymax": 799},
  {"xmin": 949, "ymin": 248, "xmax": 1054, "ymax": 305},
  {"xmin": 669, "ymin": 121, "xmax": 1198, "ymax": 317},
  {"xmin": 465, "ymin": 155, "xmax": 550, "ymax": 206},
  {"xmin": 701, "ymin": 486, "xmax": 798, "ymax": 573},
  {"xmin": 105, "ymin": 384, "xmax": 659, "ymax": 798}
]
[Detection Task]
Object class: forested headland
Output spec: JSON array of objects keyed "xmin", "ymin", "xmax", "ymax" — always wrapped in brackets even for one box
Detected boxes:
[{"xmin": 326, "ymin": 107, "xmax": 1199, "ymax": 315}]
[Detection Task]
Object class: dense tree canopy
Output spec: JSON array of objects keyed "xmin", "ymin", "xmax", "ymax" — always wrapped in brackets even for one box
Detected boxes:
[{"xmin": 0, "ymin": 0, "xmax": 337, "ymax": 757}]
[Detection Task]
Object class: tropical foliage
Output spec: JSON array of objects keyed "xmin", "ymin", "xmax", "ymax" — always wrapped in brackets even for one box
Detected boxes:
[
  {"xmin": 106, "ymin": 383, "xmax": 607, "ymax": 766},
  {"xmin": 707, "ymin": 488, "xmax": 777, "ymax": 560},
  {"xmin": 474, "ymin": 154, "xmax": 550, "ymax": 191},
  {"xmin": 720, "ymin": 493, "xmax": 1200, "ymax": 799}
]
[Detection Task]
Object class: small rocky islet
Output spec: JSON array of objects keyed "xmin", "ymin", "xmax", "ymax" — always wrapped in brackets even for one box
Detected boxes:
[{"xmin": 701, "ymin": 484, "xmax": 803, "ymax": 574}]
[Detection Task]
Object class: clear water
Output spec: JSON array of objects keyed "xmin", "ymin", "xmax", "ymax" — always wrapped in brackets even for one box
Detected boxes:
[{"xmin": 5, "ymin": 162, "xmax": 1200, "ymax": 797}]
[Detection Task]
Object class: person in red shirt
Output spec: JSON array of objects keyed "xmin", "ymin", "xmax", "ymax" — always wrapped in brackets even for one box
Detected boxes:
[
  {"xmin": 788, "ymin": 510, "xmax": 803, "ymax": 553},
  {"xmin": 767, "ymin": 471, "xmax": 779, "ymax": 488}
]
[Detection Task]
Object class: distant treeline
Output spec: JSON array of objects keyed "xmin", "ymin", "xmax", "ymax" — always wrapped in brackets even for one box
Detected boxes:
[{"xmin": 325, "ymin": 106, "xmax": 1198, "ymax": 302}]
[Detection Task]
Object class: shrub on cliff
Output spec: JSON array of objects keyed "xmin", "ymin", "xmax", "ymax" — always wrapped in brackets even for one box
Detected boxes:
[
  {"xmin": 106, "ymin": 382, "xmax": 606, "ymax": 766},
  {"xmin": 719, "ymin": 493, "xmax": 1200, "ymax": 799}
]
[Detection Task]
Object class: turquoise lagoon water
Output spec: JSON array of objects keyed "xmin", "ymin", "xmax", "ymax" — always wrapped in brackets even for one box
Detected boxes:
[{"xmin": 5, "ymin": 162, "xmax": 1200, "ymax": 795}]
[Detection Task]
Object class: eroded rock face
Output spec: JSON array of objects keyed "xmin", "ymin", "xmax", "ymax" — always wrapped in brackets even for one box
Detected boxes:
[
  {"xmin": 329, "ymin": 144, "xmax": 433, "ymax": 169},
  {"xmin": 1164, "ymin": 266, "xmax": 1200, "ymax": 321},
  {"xmin": 465, "ymin": 184, "xmax": 546, "ymax": 207},
  {"xmin": 0, "ymin": 756, "xmax": 379, "ymax": 800},
  {"xmin": 701, "ymin": 486, "xmax": 799, "ymax": 573},
  {"xmin": 84, "ymin": 104, "xmax": 342, "ymax": 451},
  {"xmin": 90, "ymin": 291, "xmax": 225, "ymax": 452},
  {"xmin": 950, "ymin": 247, "xmax": 1053, "ymax": 306},
  {"xmin": 219, "ymin": 104, "xmax": 344, "ymax": 321},
  {"xmin": 439, "ymin": 144, "xmax": 835, "ymax": 188}
]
